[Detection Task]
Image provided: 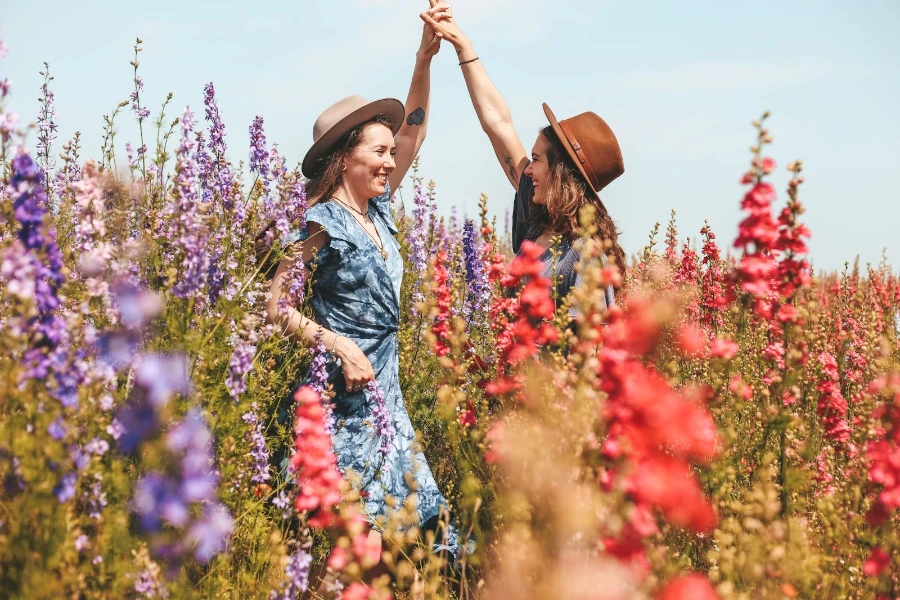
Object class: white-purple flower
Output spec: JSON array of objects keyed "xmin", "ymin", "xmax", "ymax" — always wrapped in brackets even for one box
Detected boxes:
[
  {"xmin": 241, "ymin": 403, "xmax": 270, "ymax": 485},
  {"xmin": 269, "ymin": 547, "xmax": 312, "ymax": 599},
  {"xmin": 366, "ymin": 380, "xmax": 395, "ymax": 460}
]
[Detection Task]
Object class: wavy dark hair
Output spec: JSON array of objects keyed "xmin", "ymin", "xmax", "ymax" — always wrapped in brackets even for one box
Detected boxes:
[
  {"xmin": 305, "ymin": 114, "xmax": 396, "ymax": 207},
  {"xmin": 529, "ymin": 125, "xmax": 626, "ymax": 274}
]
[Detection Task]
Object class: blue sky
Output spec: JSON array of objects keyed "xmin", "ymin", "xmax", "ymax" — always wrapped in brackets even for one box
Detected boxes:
[{"xmin": 3, "ymin": 0, "xmax": 899, "ymax": 270}]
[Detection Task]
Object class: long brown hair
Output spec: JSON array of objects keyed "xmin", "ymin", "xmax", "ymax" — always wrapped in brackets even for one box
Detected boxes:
[
  {"xmin": 530, "ymin": 125, "xmax": 626, "ymax": 273},
  {"xmin": 305, "ymin": 114, "xmax": 395, "ymax": 207}
]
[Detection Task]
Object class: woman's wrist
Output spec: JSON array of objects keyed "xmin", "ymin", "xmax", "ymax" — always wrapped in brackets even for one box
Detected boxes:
[
  {"xmin": 415, "ymin": 50, "xmax": 434, "ymax": 65},
  {"xmin": 454, "ymin": 38, "xmax": 475, "ymax": 60}
]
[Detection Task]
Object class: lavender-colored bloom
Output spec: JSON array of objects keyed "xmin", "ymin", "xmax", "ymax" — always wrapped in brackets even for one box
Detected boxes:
[
  {"xmin": 193, "ymin": 130, "xmax": 214, "ymax": 205},
  {"xmin": 242, "ymin": 403, "xmax": 270, "ymax": 485},
  {"xmin": 203, "ymin": 82, "xmax": 237, "ymax": 211},
  {"xmin": 134, "ymin": 473, "xmax": 189, "ymax": 531},
  {"xmin": 0, "ymin": 39, "xmax": 8, "ymax": 58},
  {"xmin": 249, "ymin": 116, "xmax": 270, "ymax": 198},
  {"xmin": 187, "ymin": 504, "xmax": 233, "ymax": 563},
  {"xmin": 366, "ymin": 380, "xmax": 395, "ymax": 459},
  {"xmin": 134, "ymin": 563, "xmax": 169, "ymax": 598},
  {"xmin": 110, "ymin": 281, "xmax": 163, "ymax": 330},
  {"xmin": 167, "ymin": 108, "xmax": 211, "ymax": 302},
  {"xmin": 84, "ymin": 437, "xmax": 110, "ymax": 456},
  {"xmin": 36, "ymin": 65, "xmax": 58, "ymax": 177},
  {"xmin": 54, "ymin": 472, "xmax": 77, "ymax": 503},
  {"xmin": 133, "ymin": 354, "xmax": 191, "ymax": 408},
  {"xmin": 269, "ymin": 547, "xmax": 312, "ymax": 599},
  {"xmin": 462, "ymin": 219, "xmax": 490, "ymax": 324},
  {"xmin": 308, "ymin": 336, "xmax": 335, "ymax": 435},
  {"xmin": 85, "ymin": 476, "xmax": 107, "ymax": 519},
  {"xmin": 92, "ymin": 555, "xmax": 103, "ymax": 565},
  {"xmin": 226, "ymin": 325, "xmax": 258, "ymax": 402},
  {"xmin": 408, "ymin": 178, "xmax": 429, "ymax": 316},
  {"xmin": 131, "ymin": 75, "xmax": 151, "ymax": 121},
  {"xmin": 71, "ymin": 446, "xmax": 90, "ymax": 471},
  {"xmin": 75, "ymin": 534, "xmax": 89, "ymax": 552},
  {"xmin": 9, "ymin": 153, "xmax": 67, "ymax": 390},
  {"xmin": 167, "ymin": 409, "xmax": 217, "ymax": 503},
  {"xmin": 47, "ymin": 417, "xmax": 67, "ymax": 440}
]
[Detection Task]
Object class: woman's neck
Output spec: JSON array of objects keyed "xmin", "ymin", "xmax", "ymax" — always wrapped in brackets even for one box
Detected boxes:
[{"xmin": 331, "ymin": 182, "xmax": 369, "ymax": 214}]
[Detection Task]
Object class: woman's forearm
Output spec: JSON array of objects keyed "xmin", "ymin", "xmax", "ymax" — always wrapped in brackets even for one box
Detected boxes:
[
  {"xmin": 454, "ymin": 38, "xmax": 515, "ymax": 131},
  {"xmin": 391, "ymin": 52, "xmax": 434, "ymax": 190}
]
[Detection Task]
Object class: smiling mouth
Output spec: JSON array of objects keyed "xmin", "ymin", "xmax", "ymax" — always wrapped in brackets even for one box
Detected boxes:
[{"xmin": 375, "ymin": 173, "xmax": 388, "ymax": 184}]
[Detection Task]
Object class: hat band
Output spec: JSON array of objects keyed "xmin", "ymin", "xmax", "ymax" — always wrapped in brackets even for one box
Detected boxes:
[{"xmin": 559, "ymin": 120, "xmax": 600, "ymax": 189}]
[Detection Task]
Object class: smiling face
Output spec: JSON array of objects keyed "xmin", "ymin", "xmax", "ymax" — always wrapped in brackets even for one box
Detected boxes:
[
  {"xmin": 343, "ymin": 122, "xmax": 396, "ymax": 199},
  {"xmin": 524, "ymin": 133, "xmax": 552, "ymax": 206}
]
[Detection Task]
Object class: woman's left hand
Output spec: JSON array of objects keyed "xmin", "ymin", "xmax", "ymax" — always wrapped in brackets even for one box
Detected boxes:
[{"xmin": 417, "ymin": 1, "xmax": 452, "ymax": 59}]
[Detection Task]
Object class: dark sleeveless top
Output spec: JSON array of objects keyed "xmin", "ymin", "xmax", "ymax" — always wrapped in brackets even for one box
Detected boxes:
[{"xmin": 512, "ymin": 168, "xmax": 616, "ymax": 310}]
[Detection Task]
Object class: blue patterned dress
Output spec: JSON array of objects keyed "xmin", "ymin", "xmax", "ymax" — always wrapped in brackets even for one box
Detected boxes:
[{"xmin": 285, "ymin": 187, "xmax": 452, "ymax": 533}]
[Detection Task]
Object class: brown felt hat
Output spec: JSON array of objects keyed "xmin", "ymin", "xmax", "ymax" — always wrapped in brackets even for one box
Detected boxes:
[
  {"xmin": 542, "ymin": 103, "xmax": 624, "ymax": 194},
  {"xmin": 301, "ymin": 95, "xmax": 405, "ymax": 178}
]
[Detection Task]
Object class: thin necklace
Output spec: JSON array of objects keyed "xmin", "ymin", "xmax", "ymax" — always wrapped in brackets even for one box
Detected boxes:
[
  {"xmin": 332, "ymin": 197, "xmax": 388, "ymax": 260},
  {"xmin": 333, "ymin": 197, "xmax": 372, "ymax": 223}
]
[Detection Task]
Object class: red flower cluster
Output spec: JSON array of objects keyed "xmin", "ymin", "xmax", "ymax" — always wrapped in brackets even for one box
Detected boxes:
[
  {"xmin": 291, "ymin": 385, "xmax": 343, "ymax": 528},
  {"xmin": 430, "ymin": 250, "xmax": 452, "ymax": 357},
  {"xmin": 816, "ymin": 352, "xmax": 851, "ymax": 446},
  {"xmin": 699, "ymin": 224, "xmax": 728, "ymax": 330},
  {"xmin": 596, "ymin": 295, "xmax": 720, "ymax": 574},
  {"xmin": 485, "ymin": 241, "xmax": 558, "ymax": 397},
  {"xmin": 732, "ymin": 156, "xmax": 811, "ymax": 324},
  {"xmin": 658, "ymin": 573, "xmax": 720, "ymax": 600},
  {"xmin": 866, "ymin": 374, "xmax": 900, "ymax": 526}
]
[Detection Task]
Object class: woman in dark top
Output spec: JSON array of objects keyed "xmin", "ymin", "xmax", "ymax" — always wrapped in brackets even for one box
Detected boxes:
[{"xmin": 422, "ymin": 4, "xmax": 624, "ymax": 308}]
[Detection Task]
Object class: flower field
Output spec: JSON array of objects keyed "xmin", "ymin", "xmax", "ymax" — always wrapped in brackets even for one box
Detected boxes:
[{"xmin": 2, "ymin": 36, "xmax": 900, "ymax": 600}]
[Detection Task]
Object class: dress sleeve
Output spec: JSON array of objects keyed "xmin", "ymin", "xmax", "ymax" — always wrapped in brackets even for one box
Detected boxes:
[
  {"xmin": 511, "ymin": 164, "xmax": 534, "ymax": 254},
  {"xmin": 367, "ymin": 183, "xmax": 399, "ymax": 235},
  {"xmin": 283, "ymin": 202, "xmax": 355, "ymax": 264}
]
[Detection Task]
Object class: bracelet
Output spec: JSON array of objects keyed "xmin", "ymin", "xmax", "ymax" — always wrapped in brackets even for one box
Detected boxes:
[
  {"xmin": 331, "ymin": 333, "xmax": 339, "ymax": 354},
  {"xmin": 459, "ymin": 57, "xmax": 479, "ymax": 66}
]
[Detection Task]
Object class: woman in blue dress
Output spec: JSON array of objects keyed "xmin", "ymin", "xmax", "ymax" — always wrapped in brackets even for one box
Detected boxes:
[
  {"xmin": 422, "ymin": 5, "xmax": 625, "ymax": 308},
  {"xmin": 266, "ymin": 6, "xmax": 458, "ymax": 558}
]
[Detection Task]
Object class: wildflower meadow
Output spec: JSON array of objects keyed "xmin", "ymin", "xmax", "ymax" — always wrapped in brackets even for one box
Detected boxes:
[{"xmin": 2, "ymin": 34, "xmax": 900, "ymax": 600}]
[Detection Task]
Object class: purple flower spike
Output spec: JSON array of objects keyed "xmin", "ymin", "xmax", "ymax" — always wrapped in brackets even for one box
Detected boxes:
[{"xmin": 366, "ymin": 380, "xmax": 395, "ymax": 460}]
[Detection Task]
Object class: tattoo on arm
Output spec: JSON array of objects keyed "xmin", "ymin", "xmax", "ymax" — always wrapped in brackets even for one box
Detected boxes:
[
  {"xmin": 406, "ymin": 107, "xmax": 426, "ymax": 126},
  {"xmin": 504, "ymin": 155, "xmax": 518, "ymax": 183}
]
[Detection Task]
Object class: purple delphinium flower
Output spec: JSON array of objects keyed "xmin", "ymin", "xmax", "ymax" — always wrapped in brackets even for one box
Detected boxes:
[
  {"xmin": 462, "ymin": 219, "xmax": 490, "ymax": 325},
  {"xmin": 187, "ymin": 503, "xmax": 233, "ymax": 563},
  {"xmin": 308, "ymin": 335, "xmax": 335, "ymax": 436},
  {"xmin": 48, "ymin": 417, "xmax": 67, "ymax": 440},
  {"xmin": 366, "ymin": 380, "xmax": 395, "ymax": 459},
  {"xmin": 54, "ymin": 472, "xmax": 77, "ymax": 503},
  {"xmin": 130, "ymin": 75, "xmax": 151, "ymax": 121},
  {"xmin": 85, "ymin": 475, "xmax": 107, "ymax": 520},
  {"xmin": 167, "ymin": 409, "xmax": 217, "ymax": 503},
  {"xmin": 241, "ymin": 403, "xmax": 270, "ymax": 485},
  {"xmin": 269, "ymin": 547, "xmax": 312, "ymax": 600},
  {"xmin": 202, "ymin": 82, "xmax": 236, "ymax": 210},
  {"xmin": 249, "ymin": 115, "xmax": 270, "ymax": 199},
  {"xmin": 408, "ymin": 178, "xmax": 429, "ymax": 316},
  {"xmin": 167, "ymin": 108, "xmax": 211, "ymax": 302},
  {"xmin": 134, "ymin": 563, "xmax": 169, "ymax": 598},
  {"xmin": 35, "ymin": 64, "xmax": 58, "ymax": 180},
  {"xmin": 8, "ymin": 152, "xmax": 78, "ymax": 406},
  {"xmin": 226, "ymin": 321, "xmax": 259, "ymax": 402}
]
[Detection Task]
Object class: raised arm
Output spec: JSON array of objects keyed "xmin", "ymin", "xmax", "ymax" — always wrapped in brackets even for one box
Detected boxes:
[
  {"xmin": 389, "ymin": 11, "xmax": 444, "ymax": 193},
  {"xmin": 421, "ymin": 7, "xmax": 528, "ymax": 189}
]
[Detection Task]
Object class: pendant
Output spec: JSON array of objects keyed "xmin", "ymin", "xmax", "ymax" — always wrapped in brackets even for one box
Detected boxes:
[{"xmin": 380, "ymin": 249, "xmax": 388, "ymax": 260}]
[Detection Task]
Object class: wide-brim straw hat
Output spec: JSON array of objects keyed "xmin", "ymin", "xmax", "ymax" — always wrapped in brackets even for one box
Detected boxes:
[
  {"xmin": 542, "ymin": 102, "xmax": 624, "ymax": 201},
  {"xmin": 301, "ymin": 95, "xmax": 405, "ymax": 178}
]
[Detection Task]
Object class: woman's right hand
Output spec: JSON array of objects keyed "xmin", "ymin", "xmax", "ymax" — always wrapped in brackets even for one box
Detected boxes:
[
  {"xmin": 420, "ymin": 1, "xmax": 468, "ymax": 51},
  {"xmin": 334, "ymin": 335, "xmax": 375, "ymax": 393}
]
